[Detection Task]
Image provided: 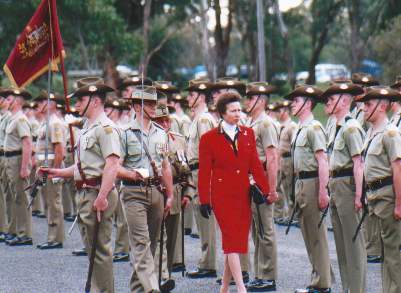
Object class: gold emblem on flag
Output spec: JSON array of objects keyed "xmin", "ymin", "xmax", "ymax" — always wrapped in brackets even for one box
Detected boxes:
[{"xmin": 19, "ymin": 23, "xmax": 50, "ymax": 59}]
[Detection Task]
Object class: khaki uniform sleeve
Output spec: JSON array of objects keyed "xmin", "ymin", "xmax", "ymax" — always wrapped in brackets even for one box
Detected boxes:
[
  {"xmin": 307, "ymin": 124, "xmax": 326, "ymax": 153},
  {"xmin": 50, "ymin": 122, "xmax": 65, "ymax": 144},
  {"xmin": 17, "ymin": 118, "xmax": 31, "ymax": 138},
  {"xmin": 120, "ymin": 129, "xmax": 128, "ymax": 161},
  {"xmin": 98, "ymin": 126, "xmax": 121, "ymax": 159},
  {"xmin": 260, "ymin": 120, "xmax": 278, "ymax": 149},
  {"xmin": 343, "ymin": 126, "xmax": 363, "ymax": 157},
  {"xmin": 197, "ymin": 117, "xmax": 214, "ymax": 137},
  {"xmin": 383, "ymin": 129, "xmax": 401, "ymax": 162}
]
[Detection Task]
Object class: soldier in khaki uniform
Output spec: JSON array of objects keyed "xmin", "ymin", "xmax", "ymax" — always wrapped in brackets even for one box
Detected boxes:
[
  {"xmin": 34, "ymin": 91, "xmax": 66, "ymax": 249},
  {"xmin": 170, "ymin": 94, "xmax": 191, "ymax": 138},
  {"xmin": 357, "ymin": 87, "xmax": 401, "ymax": 293},
  {"xmin": 351, "ymin": 73, "xmax": 382, "ymax": 264},
  {"xmin": 323, "ymin": 83, "xmax": 367, "ymax": 293},
  {"xmin": 2, "ymin": 88, "xmax": 33, "ymax": 246},
  {"xmin": 243, "ymin": 82, "xmax": 279, "ymax": 291},
  {"xmin": 275, "ymin": 101, "xmax": 297, "ymax": 224},
  {"xmin": 43, "ymin": 79, "xmax": 121, "ymax": 293},
  {"xmin": 117, "ymin": 85, "xmax": 174, "ymax": 293},
  {"xmin": 104, "ymin": 98, "xmax": 130, "ymax": 262},
  {"xmin": 286, "ymin": 85, "xmax": 332, "ymax": 293},
  {"xmin": 0, "ymin": 89, "xmax": 11, "ymax": 242},
  {"xmin": 185, "ymin": 80, "xmax": 219, "ymax": 279},
  {"xmin": 153, "ymin": 104, "xmax": 195, "ymax": 279},
  {"xmin": 389, "ymin": 76, "xmax": 401, "ymax": 130}
]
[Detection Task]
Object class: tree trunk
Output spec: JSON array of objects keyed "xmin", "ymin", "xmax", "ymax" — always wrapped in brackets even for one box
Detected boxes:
[
  {"xmin": 348, "ymin": 0, "xmax": 363, "ymax": 72},
  {"xmin": 103, "ymin": 56, "xmax": 119, "ymax": 89},
  {"xmin": 140, "ymin": 0, "xmax": 152, "ymax": 76},
  {"xmin": 213, "ymin": 0, "xmax": 234, "ymax": 78}
]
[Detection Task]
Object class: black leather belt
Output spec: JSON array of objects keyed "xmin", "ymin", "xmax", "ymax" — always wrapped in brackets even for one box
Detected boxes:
[
  {"xmin": 330, "ymin": 168, "xmax": 353, "ymax": 178},
  {"xmin": 75, "ymin": 177, "xmax": 102, "ymax": 190},
  {"xmin": 366, "ymin": 176, "xmax": 393, "ymax": 192},
  {"xmin": 189, "ymin": 163, "xmax": 199, "ymax": 171},
  {"xmin": 4, "ymin": 150, "xmax": 22, "ymax": 157},
  {"xmin": 122, "ymin": 178, "xmax": 158, "ymax": 187},
  {"xmin": 297, "ymin": 170, "xmax": 318, "ymax": 179},
  {"xmin": 281, "ymin": 152, "xmax": 291, "ymax": 158}
]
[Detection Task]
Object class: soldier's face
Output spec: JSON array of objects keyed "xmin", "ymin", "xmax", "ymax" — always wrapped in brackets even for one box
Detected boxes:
[
  {"xmin": 290, "ymin": 97, "xmax": 306, "ymax": 116},
  {"xmin": 244, "ymin": 95, "xmax": 258, "ymax": 113},
  {"xmin": 326, "ymin": 94, "xmax": 341, "ymax": 115},
  {"xmin": 222, "ymin": 101, "xmax": 242, "ymax": 125},
  {"xmin": 363, "ymin": 99, "xmax": 387, "ymax": 122},
  {"xmin": 155, "ymin": 117, "xmax": 171, "ymax": 130},
  {"xmin": 187, "ymin": 92, "xmax": 199, "ymax": 108},
  {"xmin": 0, "ymin": 97, "xmax": 9, "ymax": 110},
  {"xmin": 390, "ymin": 102, "xmax": 400, "ymax": 113},
  {"xmin": 75, "ymin": 95, "xmax": 90, "ymax": 116}
]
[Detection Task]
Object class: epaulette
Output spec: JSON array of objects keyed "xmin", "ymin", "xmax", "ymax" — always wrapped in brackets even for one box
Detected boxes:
[{"xmin": 385, "ymin": 124, "xmax": 399, "ymax": 138}]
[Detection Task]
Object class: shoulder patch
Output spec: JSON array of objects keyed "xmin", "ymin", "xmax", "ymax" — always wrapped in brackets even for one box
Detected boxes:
[
  {"xmin": 19, "ymin": 117, "xmax": 27, "ymax": 123},
  {"xmin": 347, "ymin": 127, "xmax": 357, "ymax": 133},
  {"xmin": 313, "ymin": 124, "xmax": 321, "ymax": 130},
  {"xmin": 199, "ymin": 118, "xmax": 211, "ymax": 124},
  {"xmin": 387, "ymin": 129, "xmax": 398, "ymax": 137},
  {"xmin": 262, "ymin": 120, "xmax": 271, "ymax": 128},
  {"xmin": 104, "ymin": 126, "xmax": 113, "ymax": 134}
]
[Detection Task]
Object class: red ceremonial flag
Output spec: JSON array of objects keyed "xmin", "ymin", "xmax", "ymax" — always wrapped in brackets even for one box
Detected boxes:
[{"xmin": 3, "ymin": 0, "xmax": 65, "ymax": 89}]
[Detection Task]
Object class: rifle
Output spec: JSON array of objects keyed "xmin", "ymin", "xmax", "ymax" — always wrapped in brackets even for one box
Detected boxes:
[
  {"xmin": 85, "ymin": 214, "xmax": 101, "ymax": 293},
  {"xmin": 352, "ymin": 176, "xmax": 368, "ymax": 242},
  {"xmin": 285, "ymin": 202, "xmax": 298, "ymax": 235},
  {"xmin": 318, "ymin": 186, "xmax": 330, "ymax": 229},
  {"xmin": 26, "ymin": 178, "xmax": 43, "ymax": 209}
]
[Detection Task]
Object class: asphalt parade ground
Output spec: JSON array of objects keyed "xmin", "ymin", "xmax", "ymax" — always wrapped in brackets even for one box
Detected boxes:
[{"xmin": 0, "ymin": 215, "xmax": 381, "ymax": 293}]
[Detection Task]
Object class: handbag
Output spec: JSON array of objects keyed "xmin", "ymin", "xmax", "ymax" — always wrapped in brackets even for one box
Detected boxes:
[{"xmin": 249, "ymin": 184, "xmax": 266, "ymax": 205}]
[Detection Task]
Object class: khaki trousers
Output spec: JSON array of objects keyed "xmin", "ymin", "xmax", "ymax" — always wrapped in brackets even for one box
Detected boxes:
[
  {"xmin": 192, "ymin": 170, "xmax": 217, "ymax": 270},
  {"xmin": 295, "ymin": 178, "xmax": 331, "ymax": 288},
  {"xmin": 62, "ymin": 153, "xmax": 76, "ymax": 216},
  {"xmin": 121, "ymin": 186, "xmax": 164, "ymax": 293},
  {"xmin": 251, "ymin": 202, "xmax": 277, "ymax": 280},
  {"xmin": 368, "ymin": 185, "xmax": 401, "ymax": 293},
  {"xmin": 363, "ymin": 213, "xmax": 382, "ymax": 256},
  {"xmin": 5, "ymin": 156, "xmax": 31, "ymax": 238},
  {"xmin": 280, "ymin": 157, "xmax": 294, "ymax": 217},
  {"xmin": 114, "ymin": 196, "xmax": 129, "ymax": 254},
  {"xmin": 329, "ymin": 177, "xmax": 366, "ymax": 293},
  {"xmin": 41, "ymin": 177, "xmax": 64, "ymax": 243},
  {"xmin": 77, "ymin": 187, "xmax": 118, "ymax": 293},
  {"xmin": 0, "ymin": 157, "xmax": 8, "ymax": 233}
]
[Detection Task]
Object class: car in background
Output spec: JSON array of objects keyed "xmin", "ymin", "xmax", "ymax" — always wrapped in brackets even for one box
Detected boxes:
[{"xmin": 296, "ymin": 63, "xmax": 350, "ymax": 83}]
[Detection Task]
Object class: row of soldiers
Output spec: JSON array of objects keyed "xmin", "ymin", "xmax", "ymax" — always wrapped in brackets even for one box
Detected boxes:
[{"xmin": 0, "ymin": 71, "xmax": 400, "ymax": 293}]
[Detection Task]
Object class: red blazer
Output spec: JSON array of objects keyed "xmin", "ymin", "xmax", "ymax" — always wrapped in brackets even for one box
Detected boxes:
[{"xmin": 198, "ymin": 125, "xmax": 269, "ymax": 206}]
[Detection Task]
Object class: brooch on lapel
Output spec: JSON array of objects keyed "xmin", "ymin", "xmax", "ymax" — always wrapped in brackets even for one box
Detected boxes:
[{"xmin": 244, "ymin": 130, "xmax": 247, "ymax": 136}]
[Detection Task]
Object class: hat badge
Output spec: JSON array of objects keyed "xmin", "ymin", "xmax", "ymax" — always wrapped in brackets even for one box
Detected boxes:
[
  {"xmin": 283, "ymin": 101, "xmax": 289, "ymax": 106},
  {"xmin": 161, "ymin": 84, "xmax": 169, "ymax": 89},
  {"xmin": 49, "ymin": 93, "xmax": 55, "ymax": 99},
  {"xmin": 89, "ymin": 85, "xmax": 97, "ymax": 92},
  {"xmin": 132, "ymin": 77, "xmax": 140, "ymax": 82},
  {"xmin": 112, "ymin": 101, "xmax": 119, "ymax": 106},
  {"xmin": 14, "ymin": 89, "xmax": 21, "ymax": 95},
  {"xmin": 226, "ymin": 80, "xmax": 234, "ymax": 86},
  {"xmin": 199, "ymin": 84, "xmax": 206, "ymax": 90},
  {"xmin": 306, "ymin": 87, "xmax": 314, "ymax": 93},
  {"xmin": 259, "ymin": 86, "xmax": 266, "ymax": 91},
  {"xmin": 339, "ymin": 84, "xmax": 348, "ymax": 90},
  {"xmin": 380, "ymin": 89, "xmax": 388, "ymax": 95},
  {"xmin": 362, "ymin": 77, "xmax": 369, "ymax": 82}
]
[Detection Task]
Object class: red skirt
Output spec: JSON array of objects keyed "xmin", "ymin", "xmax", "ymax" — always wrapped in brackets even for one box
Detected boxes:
[{"xmin": 212, "ymin": 192, "xmax": 252, "ymax": 254}]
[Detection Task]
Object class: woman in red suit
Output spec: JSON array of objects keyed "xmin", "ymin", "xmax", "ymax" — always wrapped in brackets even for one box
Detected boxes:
[{"xmin": 198, "ymin": 93, "xmax": 269, "ymax": 293}]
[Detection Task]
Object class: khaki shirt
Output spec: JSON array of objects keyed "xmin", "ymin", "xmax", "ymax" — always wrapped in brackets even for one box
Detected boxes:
[
  {"xmin": 167, "ymin": 131, "xmax": 195, "ymax": 214},
  {"xmin": 245, "ymin": 111, "xmax": 279, "ymax": 163},
  {"xmin": 36, "ymin": 114, "xmax": 66, "ymax": 155},
  {"xmin": 389, "ymin": 111, "xmax": 401, "ymax": 131},
  {"xmin": 329, "ymin": 116, "xmax": 364, "ymax": 171},
  {"xmin": 0, "ymin": 112, "xmax": 12, "ymax": 149},
  {"xmin": 187, "ymin": 107, "xmax": 216, "ymax": 163},
  {"xmin": 4, "ymin": 110, "xmax": 31, "ymax": 152},
  {"xmin": 351, "ymin": 106, "xmax": 367, "ymax": 130},
  {"xmin": 176, "ymin": 112, "xmax": 191, "ymax": 138},
  {"xmin": 363, "ymin": 119, "xmax": 401, "ymax": 183},
  {"xmin": 74, "ymin": 112, "xmax": 121, "ymax": 180},
  {"xmin": 121, "ymin": 119, "xmax": 168, "ymax": 177},
  {"xmin": 325, "ymin": 115, "xmax": 337, "ymax": 144},
  {"xmin": 292, "ymin": 114, "xmax": 326, "ymax": 173},
  {"xmin": 279, "ymin": 118, "xmax": 297, "ymax": 155}
]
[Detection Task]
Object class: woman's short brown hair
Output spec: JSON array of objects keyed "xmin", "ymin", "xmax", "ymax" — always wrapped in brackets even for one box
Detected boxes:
[{"xmin": 216, "ymin": 92, "xmax": 241, "ymax": 115}]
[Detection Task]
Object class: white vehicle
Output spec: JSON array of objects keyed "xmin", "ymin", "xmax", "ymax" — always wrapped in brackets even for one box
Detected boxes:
[{"xmin": 296, "ymin": 63, "xmax": 350, "ymax": 83}]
